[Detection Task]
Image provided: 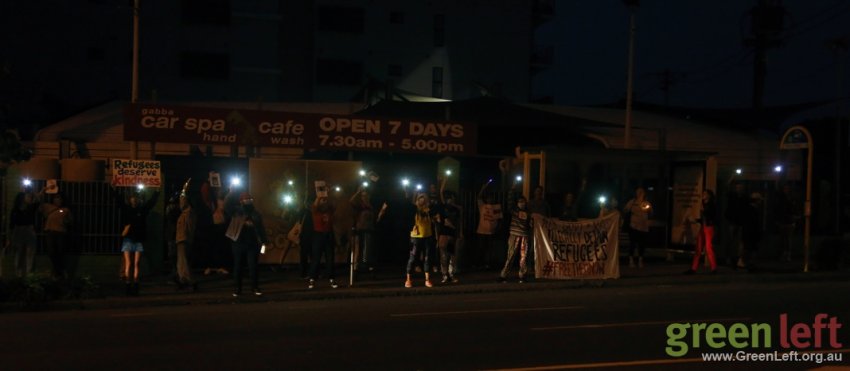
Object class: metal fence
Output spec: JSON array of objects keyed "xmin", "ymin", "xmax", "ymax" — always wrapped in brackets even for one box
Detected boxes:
[{"xmin": 2, "ymin": 177, "xmax": 123, "ymax": 255}]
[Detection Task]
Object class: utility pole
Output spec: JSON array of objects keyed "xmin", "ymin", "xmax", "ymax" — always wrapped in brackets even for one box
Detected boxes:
[
  {"xmin": 131, "ymin": 0, "xmax": 140, "ymax": 104},
  {"xmin": 744, "ymin": 0, "xmax": 786, "ymax": 110},
  {"xmin": 623, "ymin": 0, "xmax": 639, "ymax": 149},
  {"xmin": 130, "ymin": 0, "xmax": 140, "ymax": 159},
  {"xmin": 827, "ymin": 37, "xmax": 847, "ymax": 235}
]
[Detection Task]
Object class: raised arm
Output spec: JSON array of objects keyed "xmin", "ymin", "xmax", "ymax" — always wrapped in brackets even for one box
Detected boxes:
[
  {"xmin": 142, "ymin": 190, "xmax": 160, "ymax": 211},
  {"xmin": 377, "ymin": 202, "xmax": 388, "ymax": 222},
  {"xmin": 478, "ymin": 179, "xmax": 493, "ymax": 201},
  {"xmin": 439, "ymin": 176, "xmax": 448, "ymax": 204},
  {"xmin": 349, "ymin": 186, "xmax": 362, "ymax": 204},
  {"xmin": 110, "ymin": 184, "xmax": 126, "ymax": 206},
  {"xmin": 222, "ymin": 186, "xmax": 241, "ymax": 216}
]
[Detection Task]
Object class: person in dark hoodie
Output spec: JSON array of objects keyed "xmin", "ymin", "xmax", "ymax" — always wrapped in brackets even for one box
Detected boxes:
[
  {"xmin": 225, "ymin": 191, "xmax": 269, "ymax": 297},
  {"xmin": 6, "ymin": 190, "xmax": 38, "ymax": 277},
  {"xmin": 740, "ymin": 192, "xmax": 764, "ymax": 271}
]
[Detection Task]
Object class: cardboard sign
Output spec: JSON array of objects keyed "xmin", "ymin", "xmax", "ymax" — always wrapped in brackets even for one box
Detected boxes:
[
  {"xmin": 111, "ymin": 159, "xmax": 162, "ymax": 187},
  {"xmin": 315, "ymin": 180, "xmax": 328, "ymax": 198},
  {"xmin": 208, "ymin": 172, "xmax": 221, "ymax": 187},
  {"xmin": 45, "ymin": 179, "xmax": 59, "ymax": 194}
]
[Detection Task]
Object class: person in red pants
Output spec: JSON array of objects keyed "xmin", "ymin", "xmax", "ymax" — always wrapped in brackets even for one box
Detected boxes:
[{"xmin": 685, "ymin": 190, "xmax": 717, "ymax": 274}]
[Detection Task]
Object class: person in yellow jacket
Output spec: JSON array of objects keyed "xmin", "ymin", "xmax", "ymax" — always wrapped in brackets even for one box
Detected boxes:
[{"xmin": 405, "ymin": 193, "xmax": 437, "ymax": 288}]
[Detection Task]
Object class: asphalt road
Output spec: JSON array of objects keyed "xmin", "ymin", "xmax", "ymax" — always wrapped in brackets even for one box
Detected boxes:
[{"xmin": 2, "ymin": 280, "xmax": 848, "ymax": 370}]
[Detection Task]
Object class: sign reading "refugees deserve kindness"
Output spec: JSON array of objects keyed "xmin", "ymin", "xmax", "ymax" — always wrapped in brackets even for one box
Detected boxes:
[
  {"xmin": 111, "ymin": 159, "xmax": 161, "ymax": 187},
  {"xmin": 123, "ymin": 104, "xmax": 477, "ymax": 155}
]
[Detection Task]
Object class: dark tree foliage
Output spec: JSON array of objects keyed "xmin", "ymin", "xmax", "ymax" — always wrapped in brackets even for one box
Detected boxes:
[{"xmin": 0, "ymin": 130, "xmax": 32, "ymax": 176}]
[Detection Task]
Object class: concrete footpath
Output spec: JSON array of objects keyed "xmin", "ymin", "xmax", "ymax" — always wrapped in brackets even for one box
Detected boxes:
[{"xmin": 4, "ymin": 258, "xmax": 849, "ymax": 313}]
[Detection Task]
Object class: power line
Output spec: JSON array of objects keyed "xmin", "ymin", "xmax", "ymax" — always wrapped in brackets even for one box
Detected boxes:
[
  {"xmin": 781, "ymin": 1, "xmax": 849, "ymax": 39},
  {"xmin": 782, "ymin": 4, "xmax": 850, "ymax": 41}
]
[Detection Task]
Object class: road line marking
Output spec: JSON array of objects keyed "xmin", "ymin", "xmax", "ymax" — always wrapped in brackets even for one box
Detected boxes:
[
  {"xmin": 390, "ymin": 306, "xmax": 583, "ymax": 318},
  {"xmin": 486, "ymin": 357, "xmax": 706, "ymax": 370},
  {"xmin": 531, "ymin": 317, "xmax": 751, "ymax": 331},
  {"xmin": 109, "ymin": 312, "xmax": 155, "ymax": 318}
]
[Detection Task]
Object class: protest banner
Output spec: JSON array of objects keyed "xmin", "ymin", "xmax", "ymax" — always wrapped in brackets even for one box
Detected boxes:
[{"xmin": 533, "ymin": 213, "xmax": 620, "ymax": 279}]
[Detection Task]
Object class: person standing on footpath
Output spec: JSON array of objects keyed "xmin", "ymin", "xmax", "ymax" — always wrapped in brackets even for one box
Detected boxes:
[
  {"xmin": 623, "ymin": 187, "xmax": 652, "ymax": 268},
  {"xmin": 437, "ymin": 177, "xmax": 461, "ymax": 283},
  {"xmin": 202, "ymin": 182, "xmax": 231, "ymax": 276},
  {"xmin": 164, "ymin": 193, "xmax": 182, "ymax": 286},
  {"xmin": 40, "ymin": 192, "xmax": 73, "ymax": 280},
  {"xmin": 6, "ymin": 190, "xmax": 38, "ymax": 277},
  {"xmin": 527, "ymin": 186, "xmax": 551, "ymax": 218},
  {"xmin": 685, "ymin": 190, "xmax": 718, "ymax": 274},
  {"xmin": 499, "ymin": 189, "xmax": 532, "ymax": 284},
  {"xmin": 113, "ymin": 185, "xmax": 160, "ymax": 296},
  {"xmin": 224, "ymin": 191, "xmax": 268, "ymax": 296},
  {"xmin": 350, "ymin": 187, "xmax": 385, "ymax": 273},
  {"xmin": 774, "ymin": 184, "xmax": 800, "ymax": 262},
  {"xmin": 175, "ymin": 191, "xmax": 197, "ymax": 291},
  {"xmin": 296, "ymin": 199, "xmax": 314, "ymax": 280},
  {"xmin": 725, "ymin": 182, "xmax": 748, "ymax": 268},
  {"xmin": 740, "ymin": 192, "xmax": 764, "ymax": 271},
  {"xmin": 559, "ymin": 179, "xmax": 586, "ymax": 221},
  {"xmin": 308, "ymin": 195, "xmax": 338, "ymax": 289},
  {"xmin": 475, "ymin": 180, "xmax": 501, "ymax": 270},
  {"xmin": 406, "ymin": 192, "xmax": 437, "ymax": 288}
]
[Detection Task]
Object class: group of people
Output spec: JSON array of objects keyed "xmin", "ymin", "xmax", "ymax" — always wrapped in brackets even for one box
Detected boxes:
[
  {"xmin": 402, "ymin": 178, "xmax": 466, "ymax": 287},
  {"xmin": 475, "ymin": 181, "xmax": 655, "ymax": 282},
  {"xmin": 684, "ymin": 181, "xmax": 801, "ymax": 275},
  {"xmin": 4, "ymin": 188, "xmax": 72, "ymax": 280},
  {"xmin": 162, "ymin": 182, "xmax": 268, "ymax": 297},
  {"xmin": 3, "ymin": 173, "xmax": 802, "ymax": 297}
]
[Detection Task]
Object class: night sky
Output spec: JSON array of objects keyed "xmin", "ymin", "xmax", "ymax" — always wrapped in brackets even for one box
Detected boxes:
[
  {"xmin": 538, "ymin": 0, "xmax": 850, "ymax": 108},
  {"xmin": 1, "ymin": 0, "xmax": 848, "ymax": 139}
]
